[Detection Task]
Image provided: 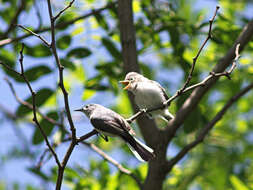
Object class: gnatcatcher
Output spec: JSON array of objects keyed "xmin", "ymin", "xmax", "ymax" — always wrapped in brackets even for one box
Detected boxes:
[{"xmin": 75, "ymin": 104, "xmax": 155, "ymax": 162}]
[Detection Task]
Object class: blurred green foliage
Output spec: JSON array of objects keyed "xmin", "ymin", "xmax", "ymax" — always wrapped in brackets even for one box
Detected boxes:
[{"xmin": 0, "ymin": 0, "xmax": 253, "ymax": 189}]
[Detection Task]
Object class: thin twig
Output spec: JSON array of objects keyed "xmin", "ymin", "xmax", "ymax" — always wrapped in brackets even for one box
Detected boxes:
[
  {"xmin": 177, "ymin": 6, "xmax": 220, "ymax": 95},
  {"xmin": 18, "ymin": 44, "xmax": 61, "ymax": 167},
  {"xmin": 126, "ymin": 6, "xmax": 220, "ymax": 124},
  {"xmin": 4, "ymin": 77, "xmax": 63, "ymax": 127},
  {"xmin": 1, "ymin": 0, "xmax": 26, "ymax": 39},
  {"xmin": 17, "ymin": 24, "xmax": 50, "ymax": 47},
  {"xmin": 46, "ymin": 0, "xmax": 79, "ymax": 188},
  {"xmin": 0, "ymin": 61, "xmax": 20, "ymax": 75},
  {"xmin": 47, "ymin": 0, "xmax": 76, "ymax": 140},
  {"xmin": 3, "ymin": 84, "xmax": 130, "ymax": 181},
  {"xmin": 1, "ymin": 44, "xmax": 62, "ymax": 167},
  {"xmin": 54, "ymin": 0, "xmax": 75, "ymax": 21},
  {"xmin": 127, "ymin": 43, "xmax": 240, "ymax": 124},
  {"xmin": 1, "ymin": 75, "xmax": 141, "ymax": 186},
  {"xmin": 81, "ymin": 141, "xmax": 143, "ymax": 188},
  {"xmin": 0, "ymin": 2, "xmax": 116, "ymax": 47},
  {"xmin": 167, "ymin": 82, "xmax": 253, "ymax": 171}
]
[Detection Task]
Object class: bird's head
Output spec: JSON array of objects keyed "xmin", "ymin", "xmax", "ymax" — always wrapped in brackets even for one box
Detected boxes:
[
  {"xmin": 119, "ymin": 72, "xmax": 144, "ymax": 91},
  {"xmin": 74, "ymin": 104, "xmax": 98, "ymax": 118}
]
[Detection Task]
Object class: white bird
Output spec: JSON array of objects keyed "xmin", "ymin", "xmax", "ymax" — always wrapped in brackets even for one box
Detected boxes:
[{"xmin": 120, "ymin": 72, "xmax": 174, "ymax": 122}]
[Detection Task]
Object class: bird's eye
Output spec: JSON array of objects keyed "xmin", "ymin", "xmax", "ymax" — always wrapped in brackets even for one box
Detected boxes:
[
  {"xmin": 85, "ymin": 105, "xmax": 89, "ymax": 109},
  {"xmin": 129, "ymin": 77, "xmax": 134, "ymax": 81}
]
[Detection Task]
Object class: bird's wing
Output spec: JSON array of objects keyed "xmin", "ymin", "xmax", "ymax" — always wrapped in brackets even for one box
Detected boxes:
[
  {"xmin": 150, "ymin": 80, "xmax": 169, "ymax": 100},
  {"xmin": 90, "ymin": 116, "xmax": 127, "ymax": 137}
]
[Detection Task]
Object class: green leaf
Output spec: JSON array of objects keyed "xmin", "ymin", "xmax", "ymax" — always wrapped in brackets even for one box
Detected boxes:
[
  {"xmin": 67, "ymin": 47, "xmax": 91, "ymax": 59},
  {"xmin": 0, "ymin": 49, "xmax": 22, "ymax": 81},
  {"xmin": 95, "ymin": 61, "xmax": 122, "ymax": 78},
  {"xmin": 71, "ymin": 64, "xmax": 85, "ymax": 81},
  {"xmin": 94, "ymin": 12, "xmax": 109, "ymax": 31},
  {"xmin": 28, "ymin": 167, "xmax": 49, "ymax": 181},
  {"xmin": 101, "ymin": 38, "xmax": 122, "ymax": 60},
  {"xmin": 183, "ymin": 106, "xmax": 204, "ymax": 133},
  {"xmin": 65, "ymin": 167, "xmax": 81, "ymax": 180},
  {"xmin": 60, "ymin": 58, "xmax": 76, "ymax": 70},
  {"xmin": 14, "ymin": 65, "xmax": 51, "ymax": 83},
  {"xmin": 24, "ymin": 44, "xmax": 51, "ymax": 57},
  {"xmin": 16, "ymin": 88, "xmax": 54, "ymax": 117},
  {"xmin": 230, "ymin": 175, "xmax": 249, "ymax": 190},
  {"xmin": 56, "ymin": 12, "xmax": 77, "ymax": 30},
  {"xmin": 82, "ymin": 89, "xmax": 96, "ymax": 100},
  {"xmin": 84, "ymin": 75, "xmax": 108, "ymax": 91},
  {"xmin": 32, "ymin": 111, "xmax": 58, "ymax": 145},
  {"xmin": 56, "ymin": 35, "xmax": 71, "ymax": 50}
]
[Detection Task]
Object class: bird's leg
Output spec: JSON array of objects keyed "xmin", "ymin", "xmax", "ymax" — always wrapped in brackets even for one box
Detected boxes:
[
  {"xmin": 146, "ymin": 112, "xmax": 153, "ymax": 119},
  {"xmin": 140, "ymin": 108, "xmax": 153, "ymax": 119},
  {"xmin": 99, "ymin": 133, "xmax": 109, "ymax": 142},
  {"xmin": 141, "ymin": 108, "xmax": 148, "ymax": 113}
]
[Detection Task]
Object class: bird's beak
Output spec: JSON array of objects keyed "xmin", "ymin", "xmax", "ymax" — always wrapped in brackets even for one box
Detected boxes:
[
  {"xmin": 74, "ymin": 108, "xmax": 83, "ymax": 112},
  {"xmin": 119, "ymin": 80, "xmax": 131, "ymax": 90}
]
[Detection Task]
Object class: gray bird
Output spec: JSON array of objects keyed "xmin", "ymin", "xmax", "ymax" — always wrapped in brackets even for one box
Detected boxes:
[
  {"xmin": 75, "ymin": 104, "xmax": 155, "ymax": 162},
  {"xmin": 120, "ymin": 72, "xmax": 174, "ymax": 122}
]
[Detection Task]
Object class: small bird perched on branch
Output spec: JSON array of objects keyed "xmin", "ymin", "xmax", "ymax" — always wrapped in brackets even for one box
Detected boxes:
[
  {"xmin": 120, "ymin": 72, "xmax": 174, "ymax": 122},
  {"xmin": 75, "ymin": 104, "xmax": 155, "ymax": 162}
]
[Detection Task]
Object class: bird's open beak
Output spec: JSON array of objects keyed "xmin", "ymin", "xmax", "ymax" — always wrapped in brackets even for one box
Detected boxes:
[
  {"xmin": 74, "ymin": 108, "xmax": 83, "ymax": 112},
  {"xmin": 119, "ymin": 80, "xmax": 131, "ymax": 90}
]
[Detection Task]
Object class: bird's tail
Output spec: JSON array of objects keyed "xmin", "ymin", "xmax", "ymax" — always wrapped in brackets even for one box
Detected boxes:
[{"xmin": 124, "ymin": 135, "xmax": 155, "ymax": 162}]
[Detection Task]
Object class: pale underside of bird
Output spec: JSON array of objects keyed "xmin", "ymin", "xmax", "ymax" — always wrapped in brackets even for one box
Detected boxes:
[
  {"xmin": 75, "ymin": 104, "xmax": 155, "ymax": 162},
  {"xmin": 120, "ymin": 72, "xmax": 174, "ymax": 122}
]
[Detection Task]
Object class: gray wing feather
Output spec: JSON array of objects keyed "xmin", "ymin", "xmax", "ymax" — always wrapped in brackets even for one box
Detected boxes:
[
  {"xmin": 150, "ymin": 80, "xmax": 169, "ymax": 100},
  {"xmin": 91, "ymin": 117, "xmax": 125, "ymax": 136}
]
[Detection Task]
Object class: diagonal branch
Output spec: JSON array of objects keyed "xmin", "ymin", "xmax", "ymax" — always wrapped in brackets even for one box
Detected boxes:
[
  {"xmin": 1, "ymin": 0, "xmax": 27, "ymax": 39},
  {"xmin": 177, "ymin": 6, "xmax": 219, "ymax": 95},
  {"xmin": 0, "ymin": 44, "xmax": 61, "ymax": 167},
  {"xmin": 80, "ymin": 141, "xmax": 143, "ymax": 189},
  {"xmin": 126, "ymin": 7, "xmax": 220, "ymax": 124},
  {"xmin": 2, "ymin": 74, "xmax": 133, "ymax": 182},
  {"xmin": 47, "ymin": 0, "xmax": 76, "ymax": 141},
  {"xmin": 0, "ymin": 2, "xmax": 116, "ymax": 47},
  {"xmin": 126, "ymin": 43, "xmax": 240, "ymax": 123},
  {"xmin": 17, "ymin": 24, "xmax": 50, "ymax": 47},
  {"xmin": 166, "ymin": 82, "xmax": 253, "ymax": 171},
  {"xmin": 54, "ymin": 0, "xmax": 75, "ymax": 21},
  {"xmin": 18, "ymin": 44, "xmax": 61, "ymax": 167},
  {"xmin": 4, "ymin": 77, "xmax": 63, "ymax": 127},
  {"xmin": 165, "ymin": 19, "xmax": 253, "ymax": 141}
]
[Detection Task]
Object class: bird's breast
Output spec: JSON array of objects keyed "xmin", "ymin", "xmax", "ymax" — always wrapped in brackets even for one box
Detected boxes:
[{"xmin": 134, "ymin": 83, "xmax": 165, "ymax": 109}]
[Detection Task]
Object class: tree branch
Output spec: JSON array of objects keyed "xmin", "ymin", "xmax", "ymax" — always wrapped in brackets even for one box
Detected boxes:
[
  {"xmin": 0, "ymin": 2, "xmax": 116, "ymax": 47},
  {"xmin": 166, "ymin": 82, "xmax": 253, "ymax": 171},
  {"xmin": 177, "ymin": 6, "xmax": 219, "ymax": 94},
  {"xmin": 0, "ymin": 44, "xmax": 61, "ymax": 167},
  {"xmin": 17, "ymin": 24, "xmax": 50, "ymax": 47},
  {"xmin": 4, "ymin": 77, "xmax": 63, "ymax": 127},
  {"xmin": 126, "ymin": 7, "xmax": 221, "ymax": 124},
  {"xmin": 80, "ymin": 141, "xmax": 143, "ymax": 189},
  {"xmin": 53, "ymin": 0, "xmax": 75, "ymax": 21},
  {"xmin": 45, "ymin": 0, "xmax": 79, "ymax": 188},
  {"xmin": 166, "ymin": 19, "xmax": 253, "ymax": 140},
  {"xmin": 126, "ymin": 42, "xmax": 240, "ymax": 124},
  {"xmin": 18, "ymin": 44, "xmax": 61, "ymax": 167},
  {"xmin": 0, "ymin": 0, "xmax": 27, "ymax": 39},
  {"xmin": 2, "ymin": 73, "xmax": 132, "ymax": 183}
]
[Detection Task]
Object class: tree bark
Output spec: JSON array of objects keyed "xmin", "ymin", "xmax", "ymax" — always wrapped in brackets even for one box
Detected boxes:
[{"xmin": 117, "ymin": 1, "xmax": 168, "ymax": 189}]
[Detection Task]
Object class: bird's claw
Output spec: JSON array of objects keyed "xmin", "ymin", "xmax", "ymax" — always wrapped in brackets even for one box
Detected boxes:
[
  {"xmin": 99, "ymin": 133, "xmax": 109, "ymax": 142},
  {"xmin": 141, "ymin": 108, "xmax": 148, "ymax": 113}
]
